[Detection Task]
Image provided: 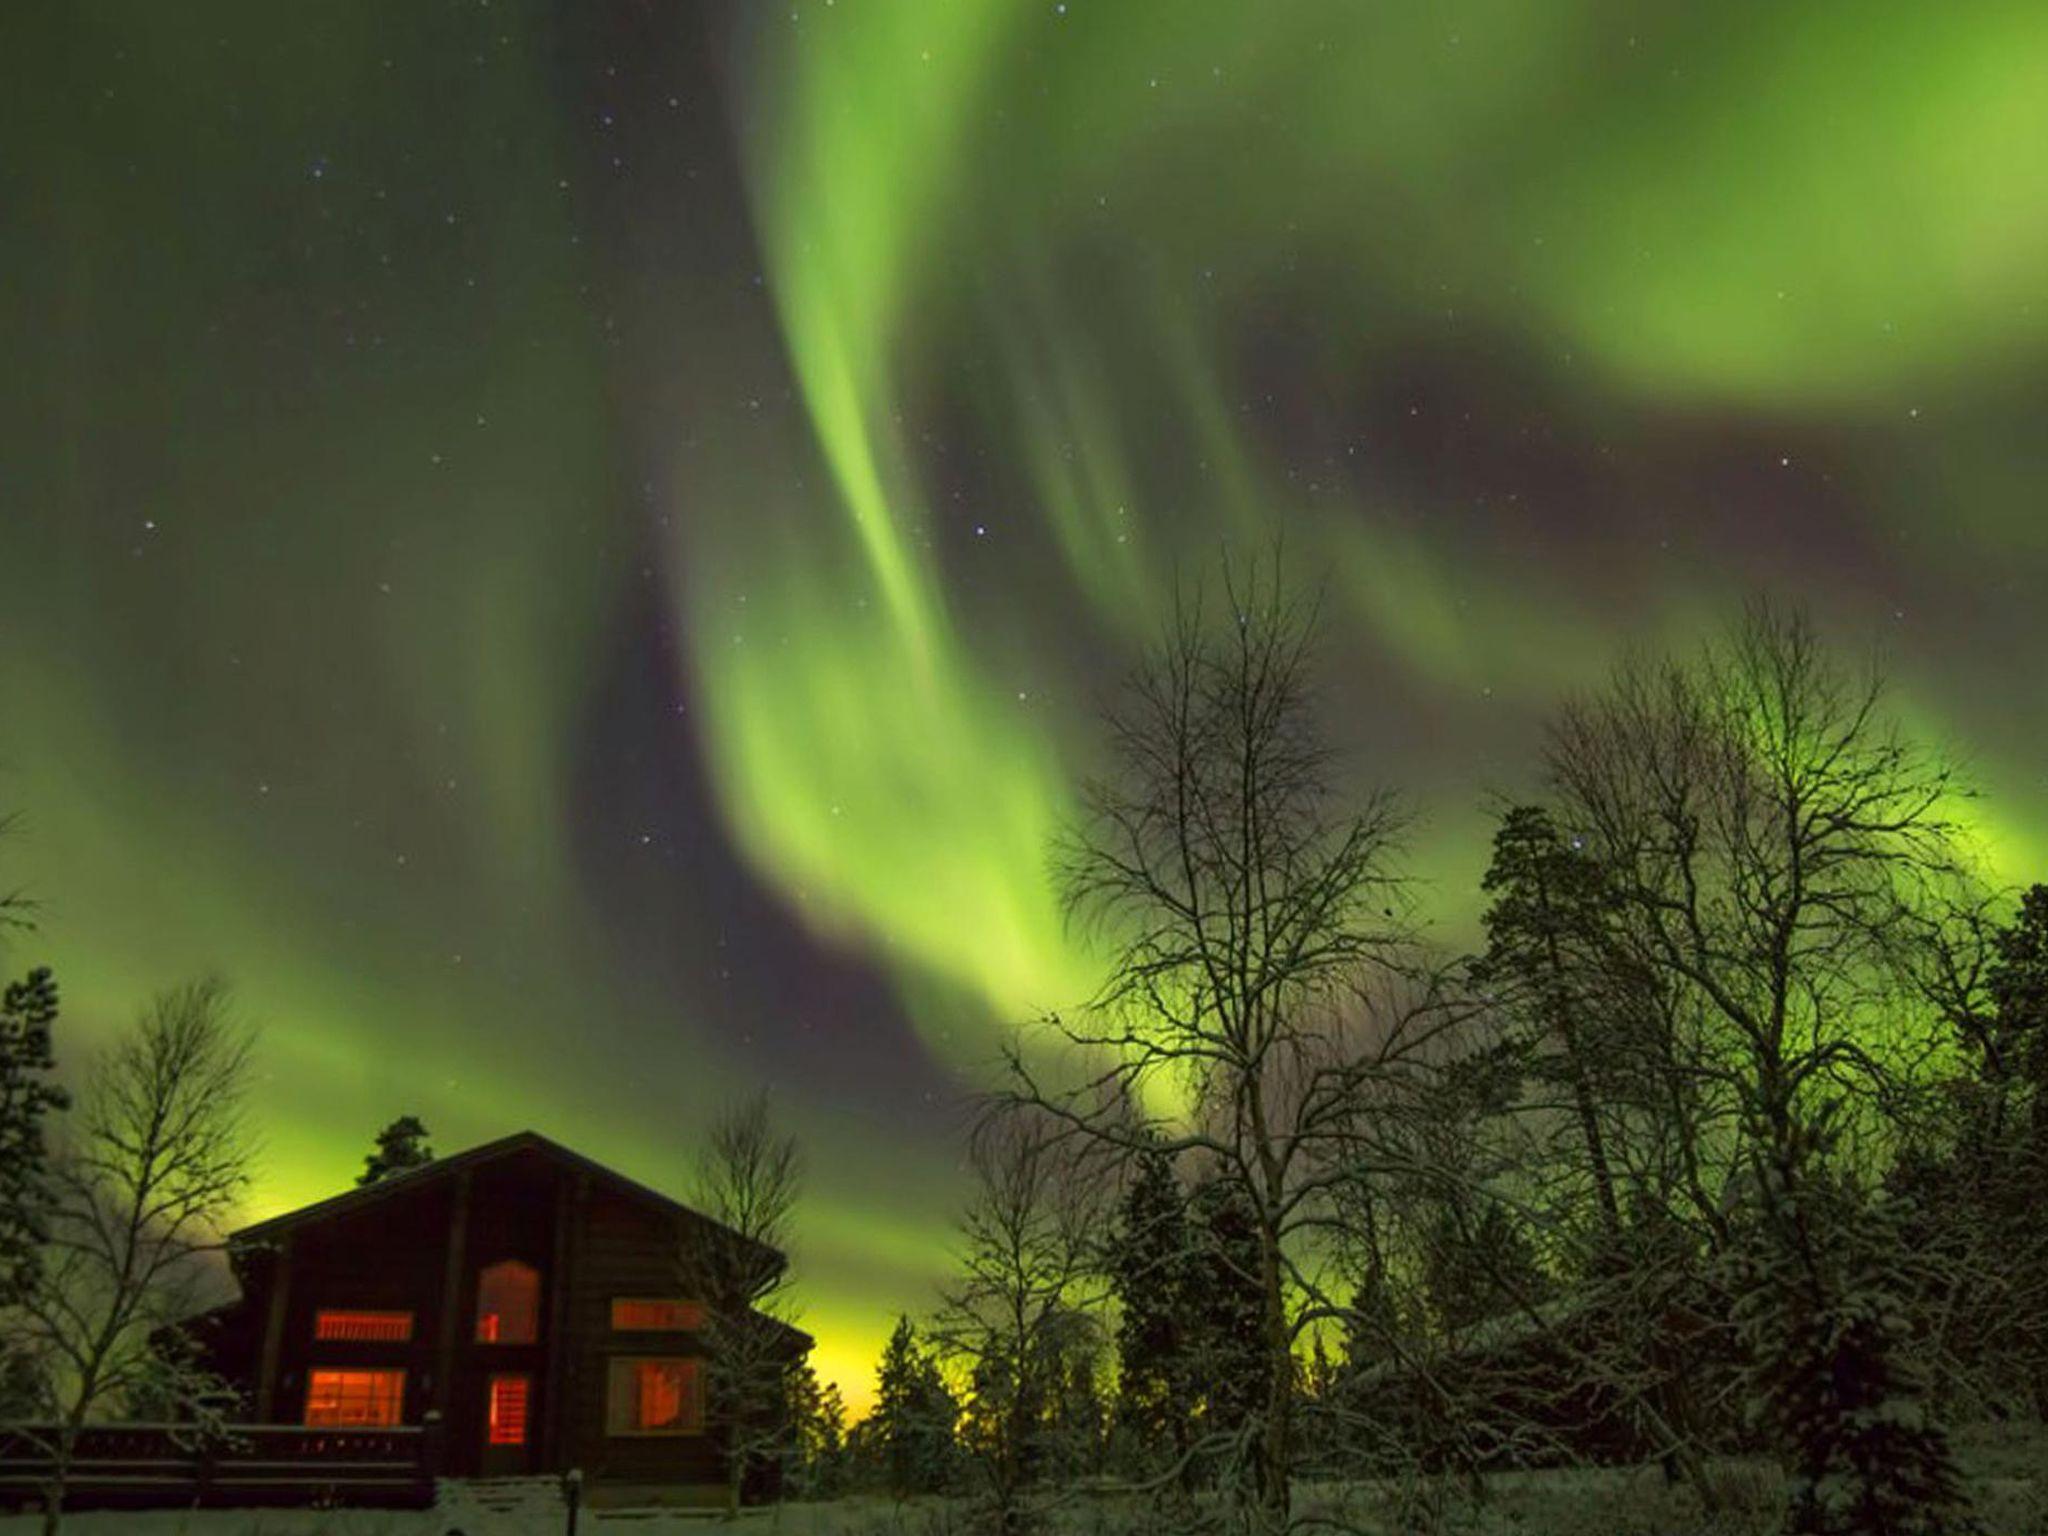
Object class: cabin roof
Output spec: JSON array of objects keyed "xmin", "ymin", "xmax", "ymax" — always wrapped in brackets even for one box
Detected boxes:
[{"xmin": 231, "ymin": 1128, "xmax": 776, "ymax": 1271}]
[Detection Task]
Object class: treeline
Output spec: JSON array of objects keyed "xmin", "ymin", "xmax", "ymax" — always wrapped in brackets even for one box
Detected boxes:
[{"xmin": 784, "ymin": 573, "xmax": 2047, "ymax": 1536}]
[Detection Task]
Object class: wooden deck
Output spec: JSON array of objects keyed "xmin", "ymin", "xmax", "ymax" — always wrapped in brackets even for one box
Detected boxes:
[{"xmin": 0, "ymin": 1420, "xmax": 443, "ymax": 1510}]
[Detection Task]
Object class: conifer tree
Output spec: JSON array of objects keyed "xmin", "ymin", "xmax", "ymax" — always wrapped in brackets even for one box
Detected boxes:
[
  {"xmin": 784, "ymin": 1359, "xmax": 847, "ymax": 1499},
  {"xmin": 1473, "ymin": 805, "xmax": 1625, "ymax": 1244},
  {"xmin": 871, "ymin": 1316, "xmax": 955, "ymax": 1497},
  {"xmin": 1186, "ymin": 1178, "xmax": 1274, "ymax": 1489},
  {"xmin": 1731, "ymin": 1175, "xmax": 1972, "ymax": 1536},
  {"xmin": 1987, "ymin": 883, "xmax": 2048, "ymax": 1137},
  {"xmin": 0, "ymin": 966, "xmax": 65, "ymax": 1308},
  {"xmin": 356, "ymin": 1114, "xmax": 433, "ymax": 1186},
  {"xmin": 1107, "ymin": 1140, "xmax": 1194, "ymax": 1479}
]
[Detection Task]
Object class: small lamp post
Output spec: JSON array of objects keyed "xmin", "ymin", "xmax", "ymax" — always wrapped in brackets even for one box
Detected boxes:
[{"xmin": 561, "ymin": 1466, "xmax": 583, "ymax": 1536}]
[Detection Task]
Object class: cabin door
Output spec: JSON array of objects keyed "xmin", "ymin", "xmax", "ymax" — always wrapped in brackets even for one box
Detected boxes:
[{"xmin": 479, "ymin": 1372, "xmax": 533, "ymax": 1475}]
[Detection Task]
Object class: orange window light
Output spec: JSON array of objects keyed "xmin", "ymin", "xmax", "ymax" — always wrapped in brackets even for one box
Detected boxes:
[
  {"xmin": 487, "ymin": 1374, "xmax": 530, "ymax": 1446},
  {"xmin": 304, "ymin": 1368, "xmax": 405, "ymax": 1427},
  {"xmin": 638, "ymin": 1361, "xmax": 686, "ymax": 1430},
  {"xmin": 610, "ymin": 1298, "xmax": 705, "ymax": 1332},
  {"xmin": 314, "ymin": 1309, "xmax": 414, "ymax": 1343}
]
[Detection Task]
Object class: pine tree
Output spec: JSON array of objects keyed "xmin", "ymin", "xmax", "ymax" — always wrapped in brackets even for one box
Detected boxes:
[
  {"xmin": 356, "ymin": 1114, "xmax": 433, "ymax": 1186},
  {"xmin": 871, "ymin": 1316, "xmax": 955, "ymax": 1497},
  {"xmin": 784, "ymin": 1359, "xmax": 847, "ymax": 1499},
  {"xmin": 1473, "ymin": 805, "xmax": 1626, "ymax": 1244},
  {"xmin": 1987, "ymin": 884, "xmax": 2048, "ymax": 1137},
  {"xmin": 0, "ymin": 966, "xmax": 66, "ymax": 1307},
  {"xmin": 1731, "ymin": 1178, "xmax": 1974, "ymax": 1536},
  {"xmin": 1107, "ymin": 1141, "xmax": 1194, "ymax": 1480},
  {"xmin": 1185, "ymin": 1178, "xmax": 1273, "ymax": 1490},
  {"xmin": 1421, "ymin": 1198, "xmax": 1548, "ymax": 1335}
]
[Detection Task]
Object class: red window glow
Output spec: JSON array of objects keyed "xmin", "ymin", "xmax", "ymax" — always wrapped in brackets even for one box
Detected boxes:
[
  {"xmin": 304, "ymin": 1368, "xmax": 405, "ymax": 1427},
  {"xmin": 487, "ymin": 1374, "xmax": 530, "ymax": 1446},
  {"xmin": 313, "ymin": 1309, "xmax": 414, "ymax": 1343},
  {"xmin": 610, "ymin": 1298, "xmax": 705, "ymax": 1332},
  {"xmin": 475, "ymin": 1260, "xmax": 540, "ymax": 1344},
  {"xmin": 640, "ymin": 1363, "xmax": 682, "ymax": 1427}
]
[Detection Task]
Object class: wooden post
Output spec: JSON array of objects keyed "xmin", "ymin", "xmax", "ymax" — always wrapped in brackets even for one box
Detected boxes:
[
  {"xmin": 539, "ymin": 1170, "xmax": 579, "ymax": 1468},
  {"xmin": 253, "ymin": 1235, "xmax": 294, "ymax": 1421},
  {"xmin": 433, "ymin": 1170, "xmax": 473, "ymax": 1425},
  {"xmin": 419, "ymin": 1409, "xmax": 446, "ymax": 1506}
]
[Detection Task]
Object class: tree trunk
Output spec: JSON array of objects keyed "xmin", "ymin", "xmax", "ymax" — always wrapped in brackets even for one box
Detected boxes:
[
  {"xmin": 1256, "ymin": 1231, "xmax": 1292, "ymax": 1532},
  {"xmin": 39, "ymin": 1433, "xmax": 69, "ymax": 1536}
]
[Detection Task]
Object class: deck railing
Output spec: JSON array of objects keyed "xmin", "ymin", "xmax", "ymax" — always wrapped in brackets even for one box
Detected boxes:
[{"xmin": 0, "ymin": 1415, "xmax": 444, "ymax": 1510}]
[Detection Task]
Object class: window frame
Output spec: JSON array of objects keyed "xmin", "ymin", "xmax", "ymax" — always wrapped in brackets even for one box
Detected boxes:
[
  {"xmin": 486, "ymin": 1372, "xmax": 531, "ymax": 1446},
  {"xmin": 303, "ymin": 1367, "xmax": 407, "ymax": 1428},
  {"xmin": 474, "ymin": 1258, "xmax": 542, "ymax": 1345},
  {"xmin": 604, "ymin": 1356, "xmax": 703, "ymax": 1438},
  {"xmin": 312, "ymin": 1309, "xmax": 415, "ymax": 1343},
  {"xmin": 608, "ymin": 1297, "xmax": 706, "ymax": 1333}
]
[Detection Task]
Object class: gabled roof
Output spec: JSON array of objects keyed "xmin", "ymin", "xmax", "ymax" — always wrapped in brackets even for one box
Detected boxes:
[{"xmin": 231, "ymin": 1129, "xmax": 776, "ymax": 1272}]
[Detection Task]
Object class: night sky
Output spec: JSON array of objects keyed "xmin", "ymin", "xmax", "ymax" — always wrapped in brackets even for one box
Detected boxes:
[{"xmin": 5, "ymin": 1, "xmax": 2047, "ymax": 1405}]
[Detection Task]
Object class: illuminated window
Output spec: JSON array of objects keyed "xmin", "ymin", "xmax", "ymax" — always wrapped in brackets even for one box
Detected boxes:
[
  {"xmin": 610, "ymin": 1298, "xmax": 706, "ymax": 1332},
  {"xmin": 304, "ymin": 1368, "xmax": 405, "ymax": 1427},
  {"xmin": 475, "ymin": 1260, "xmax": 540, "ymax": 1344},
  {"xmin": 314, "ymin": 1309, "xmax": 414, "ymax": 1343},
  {"xmin": 605, "ymin": 1358, "xmax": 701, "ymax": 1436},
  {"xmin": 487, "ymin": 1374, "xmax": 530, "ymax": 1446}
]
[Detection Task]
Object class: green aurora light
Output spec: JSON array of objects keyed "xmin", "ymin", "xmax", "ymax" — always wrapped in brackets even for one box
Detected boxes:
[{"xmin": 4, "ymin": 0, "xmax": 2047, "ymax": 1408}]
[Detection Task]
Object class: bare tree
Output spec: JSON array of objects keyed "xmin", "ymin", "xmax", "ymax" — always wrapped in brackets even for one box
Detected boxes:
[
  {"xmin": 1544, "ymin": 604, "xmax": 1976, "ymax": 1532},
  {"xmin": 931, "ymin": 1105, "xmax": 1108, "ymax": 1535},
  {"xmin": 1004, "ymin": 562, "xmax": 1452, "ymax": 1533},
  {"xmin": 683, "ymin": 1090, "xmax": 805, "ymax": 1513},
  {"xmin": 7, "ymin": 977, "xmax": 253, "ymax": 1536}
]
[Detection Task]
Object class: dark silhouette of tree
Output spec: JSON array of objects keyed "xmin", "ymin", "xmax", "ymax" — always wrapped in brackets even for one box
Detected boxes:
[
  {"xmin": 1546, "ymin": 604, "xmax": 1975, "ymax": 1532},
  {"xmin": 1473, "ymin": 806, "xmax": 1625, "ymax": 1247},
  {"xmin": 870, "ymin": 1315, "xmax": 956, "ymax": 1498},
  {"xmin": 1420, "ymin": 1199, "xmax": 1548, "ymax": 1337},
  {"xmin": 1106, "ymin": 1139, "xmax": 1195, "ymax": 1485},
  {"xmin": 682, "ymin": 1091, "xmax": 803, "ymax": 1513},
  {"xmin": 1987, "ymin": 884, "xmax": 2048, "ymax": 1139},
  {"xmin": 1007, "ymin": 561, "xmax": 1436, "ymax": 1533},
  {"xmin": 1732, "ymin": 1167, "xmax": 1969, "ymax": 1536},
  {"xmin": 933, "ymin": 1109, "xmax": 1104, "ymax": 1532},
  {"xmin": 784, "ymin": 1357, "xmax": 847, "ymax": 1499},
  {"xmin": 356, "ymin": 1114, "xmax": 433, "ymax": 1186},
  {"xmin": 15, "ymin": 978, "xmax": 253, "ymax": 1536},
  {"xmin": 1, "ymin": 966, "xmax": 66, "ymax": 1308},
  {"xmin": 1892, "ymin": 879, "xmax": 2048, "ymax": 1419},
  {"xmin": 1185, "ymin": 1177, "xmax": 1274, "ymax": 1488}
]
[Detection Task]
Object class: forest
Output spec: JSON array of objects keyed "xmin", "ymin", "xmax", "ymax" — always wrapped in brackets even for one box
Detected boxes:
[{"xmin": 4, "ymin": 573, "xmax": 2046, "ymax": 1536}]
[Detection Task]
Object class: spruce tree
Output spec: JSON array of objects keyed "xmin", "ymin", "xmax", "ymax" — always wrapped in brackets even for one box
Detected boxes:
[
  {"xmin": 872, "ymin": 1316, "xmax": 955, "ymax": 1496},
  {"xmin": 784, "ymin": 1359, "xmax": 847, "ymax": 1499},
  {"xmin": 1108, "ymin": 1141, "xmax": 1194, "ymax": 1478},
  {"xmin": 1185, "ymin": 1178, "xmax": 1272, "ymax": 1488},
  {"xmin": 1732, "ymin": 1179, "xmax": 1974, "ymax": 1536},
  {"xmin": 0, "ymin": 965, "xmax": 65, "ymax": 1307},
  {"xmin": 356, "ymin": 1114, "xmax": 433, "ymax": 1186},
  {"xmin": 1988, "ymin": 884, "xmax": 2048, "ymax": 1136},
  {"xmin": 1473, "ymin": 805, "xmax": 1626, "ymax": 1244},
  {"xmin": 1421, "ymin": 1199, "xmax": 1548, "ymax": 1335}
]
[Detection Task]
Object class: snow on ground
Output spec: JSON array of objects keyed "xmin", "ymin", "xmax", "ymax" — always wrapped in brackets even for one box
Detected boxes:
[
  {"xmin": 6, "ymin": 1427, "xmax": 2045, "ymax": 1536},
  {"xmin": 0, "ymin": 1495, "xmax": 961, "ymax": 1536}
]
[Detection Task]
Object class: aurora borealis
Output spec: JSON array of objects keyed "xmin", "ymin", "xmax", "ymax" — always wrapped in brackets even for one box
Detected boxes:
[{"xmin": 5, "ymin": 2, "xmax": 2048, "ymax": 1407}]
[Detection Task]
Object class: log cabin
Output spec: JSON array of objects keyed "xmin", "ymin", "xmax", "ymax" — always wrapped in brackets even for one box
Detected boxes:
[{"xmin": 189, "ymin": 1130, "xmax": 810, "ymax": 1504}]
